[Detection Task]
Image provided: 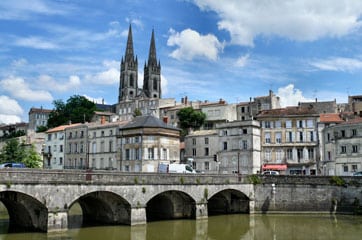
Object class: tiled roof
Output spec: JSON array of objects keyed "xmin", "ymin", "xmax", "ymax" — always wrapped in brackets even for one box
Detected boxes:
[
  {"xmin": 340, "ymin": 117, "xmax": 362, "ymax": 125},
  {"xmin": 319, "ymin": 113, "xmax": 344, "ymax": 123},
  {"xmin": 257, "ymin": 106, "xmax": 318, "ymax": 117},
  {"xmin": 29, "ymin": 107, "xmax": 52, "ymax": 114},
  {"xmin": 46, "ymin": 123, "xmax": 82, "ymax": 133},
  {"xmin": 121, "ymin": 115, "xmax": 180, "ymax": 131}
]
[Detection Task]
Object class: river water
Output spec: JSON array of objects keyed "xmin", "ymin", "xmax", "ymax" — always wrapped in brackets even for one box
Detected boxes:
[{"xmin": 1, "ymin": 214, "xmax": 362, "ymax": 240}]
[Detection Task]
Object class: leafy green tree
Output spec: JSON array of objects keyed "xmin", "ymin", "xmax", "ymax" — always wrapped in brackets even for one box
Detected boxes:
[
  {"xmin": 47, "ymin": 95, "xmax": 96, "ymax": 128},
  {"xmin": 133, "ymin": 108, "xmax": 142, "ymax": 117},
  {"xmin": 0, "ymin": 138, "xmax": 42, "ymax": 168},
  {"xmin": 177, "ymin": 107, "xmax": 206, "ymax": 136},
  {"xmin": 36, "ymin": 126, "xmax": 48, "ymax": 133}
]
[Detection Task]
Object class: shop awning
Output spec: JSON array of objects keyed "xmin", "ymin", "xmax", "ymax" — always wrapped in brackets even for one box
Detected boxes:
[{"xmin": 262, "ymin": 164, "xmax": 287, "ymax": 171}]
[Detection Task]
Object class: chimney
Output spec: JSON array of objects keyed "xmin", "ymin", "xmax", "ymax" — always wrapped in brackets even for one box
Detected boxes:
[
  {"xmin": 315, "ymin": 98, "xmax": 317, "ymax": 102},
  {"xmin": 181, "ymin": 97, "xmax": 184, "ymax": 104},
  {"xmin": 185, "ymin": 96, "xmax": 188, "ymax": 105}
]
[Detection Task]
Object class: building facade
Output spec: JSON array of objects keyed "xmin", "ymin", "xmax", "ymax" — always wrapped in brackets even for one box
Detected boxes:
[
  {"xmin": 28, "ymin": 107, "xmax": 52, "ymax": 132},
  {"xmin": 119, "ymin": 115, "xmax": 180, "ymax": 172},
  {"xmin": 257, "ymin": 107, "xmax": 319, "ymax": 175},
  {"xmin": 323, "ymin": 118, "xmax": 362, "ymax": 176}
]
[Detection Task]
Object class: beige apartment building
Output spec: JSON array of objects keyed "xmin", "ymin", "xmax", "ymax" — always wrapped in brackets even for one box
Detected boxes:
[
  {"xmin": 257, "ymin": 107, "xmax": 319, "ymax": 175},
  {"xmin": 184, "ymin": 120, "xmax": 261, "ymax": 174},
  {"xmin": 119, "ymin": 115, "xmax": 181, "ymax": 172},
  {"xmin": 323, "ymin": 118, "xmax": 362, "ymax": 176}
]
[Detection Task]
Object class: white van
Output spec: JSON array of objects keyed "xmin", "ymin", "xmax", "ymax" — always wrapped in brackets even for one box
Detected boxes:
[{"xmin": 262, "ymin": 170, "xmax": 279, "ymax": 175}]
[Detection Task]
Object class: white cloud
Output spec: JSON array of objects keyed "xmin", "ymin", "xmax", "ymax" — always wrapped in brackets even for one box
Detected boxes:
[
  {"xmin": 38, "ymin": 75, "xmax": 81, "ymax": 92},
  {"xmin": 167, "ymin": 28, "xmax": 224, "ymax": 61},
  {"xmin": 193, "ymin": 0, "xmax": 362, "ymax": 46},
  {"xmin": 11, "ymin": 58, "xmax": 28, "ymax": 67},
  {"xmin": 235, "ymin": 54, "xmax": 250, "ymax": 67},
  {"xmin": 14, "ymin": 36, "xmax": 59, "ymax": 50},
  {"xmin": 0, "ymin": 0, "xmax": 70, "ymax": 20},
  {"xmin": 277, "ymin": 84, "xmax": 313, "ymax": 107},
  {"xmin": 83, "ymin": 95, "xmax": 107, "ymax": 105},
  {"xmin": 85, "ymin": 60, "xmax": 119, "ymax": 85},
  {"xmin": 0, "ymin": 95, "xmax": 23, "ymax": 124},
  {"xmin": 0, "ymin": 76, "xmax": 53, "ymax": 101},
  {"xmin": 310, "ymin": 57, "xmax": 362, "ymax": 72}
]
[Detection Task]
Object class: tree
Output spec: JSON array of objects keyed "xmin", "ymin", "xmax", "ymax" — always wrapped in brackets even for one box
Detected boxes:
[
  {"xmin": 133, "ymin": 108, "xmax": 142, "ymax": 117},
  {"xmin": 177, "ymin": 107, "xmax": 206, "ymax": 136},
  {"xmin": 0, "ymin": 138, "xmax": 42, "ymax": 168},
  {"xmin": 47, "ymin": 95, "xmax": 97, "ymax": 128}
]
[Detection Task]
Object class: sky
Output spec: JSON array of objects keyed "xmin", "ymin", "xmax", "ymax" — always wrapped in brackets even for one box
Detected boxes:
[{"xmin": 1, "ymin": 0, "xmax": 362, "ymax": 124}]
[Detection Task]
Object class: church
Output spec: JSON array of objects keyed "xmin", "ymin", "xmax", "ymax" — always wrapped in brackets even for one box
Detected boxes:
[{"xmin": 115, "ymin": 25, "xmax": 173, "ymax": 121}]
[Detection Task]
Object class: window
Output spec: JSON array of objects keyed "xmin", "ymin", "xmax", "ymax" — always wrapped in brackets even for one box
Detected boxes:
[
  {"xmin": 48, "ymin": 134, "xmax": 51, "ymax": 141},
  {"xmin": 299, "ymin": 132, "xmax": 303, "ymax": 142},
  {"xmin": 327, "ymin": 151, "xmax": 331, "ymax": 161},
  {"xmin": 93, "ymin": 132, "xmax": 96, "ymax": 138},
  {"xmin": 204, "ymin": 162, "xmax": 209, "ymax": 170},
  {"xmin": 275, "ymin": 132, "xmax": 282, "ymax": 143},
  {"xmin": 192, "ymin": 148, "xmax": 196, "ymax": 156},
  {"xmin": 135, "ymin": 136, "xmax": 140, "ymax": 143},
  {"xmin": 309, "ymin": 131, "xmax": 314, "ymax": 142},
  {"xmin": 352, "ymin": 164, "xmax": 358, "ymax": 172},
  {"xmin": 307, "ymin": 120, "xmax": 314, "ymax": 128},
  {"xmin": 343, "ymin": 165, "xmax": 348, "ymax": 172},
  {"xmin": 60, "ymin": 145, "xmax": 63, "ymax": 152},
  {"xmin": 59, "ymin": 157, "xmax": 63, "ymax": 165},
  {"xmin": 264, "ymin": 121, "xmax": 271, "ymax": 128},
  {"xmin": 352, "ymin": 129, "xmax": 357, "ymax": 136},
  {"xmin": 241, "ymin": 107, "xmax": 245, "ymax": 113},
  {"xmin": 222, "ymin": 130, "xmax": 228, "ymax": 136},
  {"xmin": 223, "ymin": 142, "xmax": 228, "ymax": 150},
  {"xmin": 204, "ymin": 147, "xmax": 209, "ymax": 156},
  {"xmin": 264, "ymin": 149, "xmax": 271, "ymax": 161},
  {"xmin": 341, "ymin": 130, "xmax": 345, "ymax": 138},
  {"xmin": 109, "ymin": 140, "xmax": 113, "ymax": 152},
  {"xmin": 192, "ymin": 138, "xmax": 196, "ymax": 145},
  {"xmin": 287, "ymin": 149, "xmax": 293, "ymax": 160},
  {"xmin": 275, "ymin": 121, "xmax": 281, "ymax": 128},
  {"xmin": 243, "ymin": 129, "xmax": 247, "ymax": 134},
  {"xmin": 265, "ymin": 133, "xmax": 271, "ymax": 143},
  {"xmin": 297, "ymin": 148, "xmax": 303, "ymax": 162},
  {"xmin": 298, "ymin": 120, "xmax": 304, "ymax": 128},
  {"xmin": 327, "ymin": 133, "xmax": 330, "ymax": 142},
  {"xmin": 308, "ymin": 148, "xmax": 314, "ymax": 160},
  {"xmin": 162, "ymin": 148, "xmax": 167, "ymax": 160},
  {"xmin": 109, "ymin": 130, "xmax": 113, "ymax": 136},
  {"xmin": 352, "ymin": 145, "xmax": 358, "ymax": 153},
  {"xmin": 276, "ymin": 149, "xmax": 282, "ymax": 162},
  {"xmin": 148, "ymin": 148, "xmax": 154, "ymax": 159},
  {"xmin": 242, "ymin": 140, "xmax": 248, "ymax": 150},
  {"xmin": 341, "ymin": 146, "xmax": 347, "ymax": 154},
  {"xmin": 80, "ymin": 144, "xmax": 84, "ymax": 153},
  {"xmin": 205, "ymin": 138, "xmax": 209, "ymax": 144},
  {"xmin": 125, "ymin": 149, "xmax": 130, "ymax": 160},
  {"xmin": 101, "ymin": 131, "xmax": 104, "ymax": 137},
  {"xmin": 135, "ymin": 148, "xmax": 140, "ymax": 160},
  {"xmin": 153, "ymin": 78, "xmax": 158, "ymax": 90},
  {"xmin": 80, "ymin": 131, "xmax": 84, "ymax": 138},
  {"xmin": 100, "ymin": 141, "xmax": 105, "ymax": 152},
  {"xmin": 286, "ymin": 120, "xmax": 292, "ymax": 128},
  {"xmin": 286, "ymin": 131, "xmax": 293, "ymax": 143}
]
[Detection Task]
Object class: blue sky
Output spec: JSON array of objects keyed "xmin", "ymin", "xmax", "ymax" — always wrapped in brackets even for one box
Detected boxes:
[{"xmin": 1, "ymin": 0, "xmax": 362, "ymax": 124}]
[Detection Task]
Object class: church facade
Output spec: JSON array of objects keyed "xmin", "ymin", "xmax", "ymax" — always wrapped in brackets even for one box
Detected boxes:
[{"xmin": 115, "ymin": 25, "xmax": 164, "ymax": 121}]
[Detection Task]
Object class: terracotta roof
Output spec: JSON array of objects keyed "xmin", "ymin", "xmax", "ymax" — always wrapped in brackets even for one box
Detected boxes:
[
  {"xmin": 340, "ymin": 117, "xmax": 362, "ymax": 125},
  {"xmin": 46, "ymin": 123, "xmax": 82, "ymax": 133},
  {"xmin": 257, "ymin": 106, "xmax": 318, "ymax": 117},
  {"xmin": 319, "ymin": 113, "xmax": 344, "ymax": 123}
]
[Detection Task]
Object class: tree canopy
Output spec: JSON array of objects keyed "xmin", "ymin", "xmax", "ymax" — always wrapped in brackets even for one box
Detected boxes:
[
  {"xmin": 177, "ymin": 107, "xmax": 206, "ymax": 136},
  {"xmin": 0, "ymin": 138, "xmax": 42, "ymax": 168},
  {"xmin": 47, "ymin": 95, "xmax": 97, "ymax": 128}
]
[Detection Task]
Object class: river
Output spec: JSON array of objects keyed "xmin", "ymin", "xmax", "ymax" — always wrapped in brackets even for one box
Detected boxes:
[{"xmin": 0, "ymin": 214, "xmax": 362, "ymax": 240}]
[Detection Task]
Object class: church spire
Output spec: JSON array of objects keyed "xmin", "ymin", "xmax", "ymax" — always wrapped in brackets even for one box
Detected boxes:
[
  {"xmin": 125, "ymin": 24, "xmax": 134, "ymax": 62},
  {"xmin": 147, "ymin": 29, "xmax": 157, "ymax": 66}
]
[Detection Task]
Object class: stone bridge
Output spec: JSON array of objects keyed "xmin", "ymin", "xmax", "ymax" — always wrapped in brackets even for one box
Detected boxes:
[{"xmin": 0, "ymin": 169, "xmax": 255, "ymax": 233}]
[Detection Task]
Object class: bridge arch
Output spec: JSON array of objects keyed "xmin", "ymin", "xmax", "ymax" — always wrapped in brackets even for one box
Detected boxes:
[
  {"xmin": 146, "ymin": 190, "xmax": 196, "ymax": 221},
  {"xmin": 208, "ymin": 188, "xmax": 250, "ymax": 216},
  {"xmin": 68, "ymin": 191, "xmax": 131, "ymax": 227},
  {"xmin": 0, "ymin": 190, "xmax": 48, "ymax": 232}
]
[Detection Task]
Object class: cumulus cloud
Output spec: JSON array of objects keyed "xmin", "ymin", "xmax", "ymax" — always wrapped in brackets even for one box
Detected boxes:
[
  {"xmin": 37, "ymin": 75, "xmax": 81, "ymax": 92},
  {"xmin": 193, "ymin": 0, "xmax": 362, "ymax": 46},
  {"xmin": 85, "ymin": 60, "xmax": 119, "ymax": 85},
  {"xmin": 277, "ymin": 84, "xmax": 313, "ymax": 107},
  {"xmin": 83, "ymin": 95, "xmax": 108, "ymax": 104},
  {"xmin": 0, "ymin": 95, "xmax": 23, "ymax": 124},
  {"xmin": 235, "ymin": 54, "xmax": 250, "ymax": 67},
  {"xmin": 310, "ymin": 57, "xmax": 362, "ymax": 72},
  {"xmin": 0, "ymin": 76, "xmax": 53, "ymax": 101},
  {"xmin": 167, "ymin": 28, "xmax": 224, "ymax": 61}
]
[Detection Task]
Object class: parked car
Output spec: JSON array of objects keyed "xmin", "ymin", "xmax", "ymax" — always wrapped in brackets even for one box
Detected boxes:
[
  {"xmin": 353, "ymin": 171, "xmax": 362, "ymax": 176},
  {"xmin": 262, "ymin": 170, "xmax": 280, "ymax": 175},
  {"xmin": 0, "ymin": 162, "xmax": 26, "ymax": 168}
]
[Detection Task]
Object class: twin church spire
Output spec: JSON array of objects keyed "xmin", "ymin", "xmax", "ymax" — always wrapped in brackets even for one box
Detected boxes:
[{"xmin": 118, "ymin": 25, "xmax": 161, "ymax": 102}]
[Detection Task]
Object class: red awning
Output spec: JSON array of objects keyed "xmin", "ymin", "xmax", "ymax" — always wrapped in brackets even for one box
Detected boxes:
[{"xmin": 262, "ymin": 164, "xmax": 287, "ymax": 171}]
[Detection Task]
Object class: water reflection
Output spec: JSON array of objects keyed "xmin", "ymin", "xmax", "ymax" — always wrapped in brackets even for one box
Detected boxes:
[{"xmin": 1, "ymin": 214, "xmax": 362, "ymax": 240}]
